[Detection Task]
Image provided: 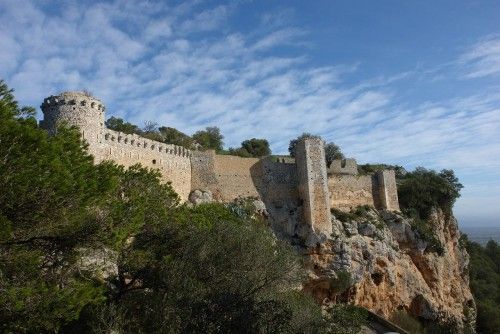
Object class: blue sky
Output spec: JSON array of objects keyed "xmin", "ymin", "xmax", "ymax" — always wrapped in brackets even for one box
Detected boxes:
[{"xmin": 1, "ymin": 0, "xmax": 499, "ymax": 227}]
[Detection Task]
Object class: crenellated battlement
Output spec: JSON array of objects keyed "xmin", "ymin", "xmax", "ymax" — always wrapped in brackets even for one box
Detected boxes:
[
  {"xmin": 328, "ymin": 158, "xmax": 358, "ymax": 175},
  {"xmin": 41, "ymin": 92, "xmax": 105, "ymax": 112},
  {"xmin": 102, "ymin": 129, "xmax": 191, "ymax": 158}
]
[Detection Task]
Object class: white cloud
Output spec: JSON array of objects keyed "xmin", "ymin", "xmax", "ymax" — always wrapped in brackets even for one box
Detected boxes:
[{"xmin": 459, "ymin": 35, "xmax": 500, "ymax": 78}]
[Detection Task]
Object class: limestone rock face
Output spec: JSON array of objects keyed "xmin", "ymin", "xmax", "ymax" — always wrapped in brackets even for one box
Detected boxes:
[
  {"xmin": 303, "ymin": 208, "xmax": 476, "ymax": 332},
  {"xmin": 188, "ymin": 189, "xmax": 213, "ymax": 205}
]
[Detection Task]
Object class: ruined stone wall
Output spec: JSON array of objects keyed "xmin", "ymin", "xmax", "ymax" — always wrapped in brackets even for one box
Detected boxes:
[
  {"xmin": 295, "ymin": 138, "xmax": 332, "ymax": 236},
  {"xmin": 41, "ymin": 91, "xmax": 401, "ymax": 212},
  {"xmin": 190, "ymin": 150, "xmax": 218, "ymax": 191},
  {"xmin": 328, "ymin": 174, "xmax": 380, "ymax": 210},
  {"xmin": 328, "ymin": 158, "xmax": 358, "ymax": 175},
  {"xmin": 328, "ymin": 171, "xmax": 400, "ymax": 212},
  {"xmin": 190, "ymin": 151, "xmax": 261, "ymax": 201},
  {"xmin": 190, "ymin": 153, "xmax": 298, "ymax": 203},
  {"xmin": 260, "ymin": 157, "xmax": 298, "ymax": 201}
]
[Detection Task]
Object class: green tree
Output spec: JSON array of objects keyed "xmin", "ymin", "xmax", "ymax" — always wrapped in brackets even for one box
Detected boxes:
[
  {"xmin": 325, "ymin": 304, "xmax": 368, "ymax": 334},
  {"xmin": 464, "ymin": 237, "xmax": 500, "ymax": 334},
  {"xmin": 241, "ymin": 138, "xmax": 271, "ymax": 157},
  {"xmin": 357, "ymin": 163, "xmax": 407, "ymax": 178},
  {"xmin": 227, "ymin": 146, "xmax": 253, "ymax": 157},
  {"xmin": 397, "ymin": 167, "xmax": 463, "ymax": 219},
  {"xmin": 102, "ymin": 203, "xmax": 325, "ymax": 333},
  {"xmin": 192, "ymin": 126, "xmax": 224, "ymax": 152},
  {"xmin": 105, "ymin": 116, "xmax": 141, "ymax": 135},
  {"xmin": 0, "ymin": 82, "xmax": 117, "ymax": 332},
  {"xmin": 159, "ymin": 126, "xmax": 194, "ymax": 148},
  {"xmin": 324, "ymin": 142, "xmax": 344, "ymax": 167},
  {"xmin": 141, "ymin": 121, "xmax": 164, "ymax": 142}
]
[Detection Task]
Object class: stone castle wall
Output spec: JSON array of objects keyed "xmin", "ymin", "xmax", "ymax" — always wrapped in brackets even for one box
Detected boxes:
[
  {"xmin": 41, "ymin": 92, "xmax": 192, "ymax": 200},
  {"xmin": 327, "ymin": 170, "xmax": 400, "ymax": 212},
  {"xmin": 40, "ymin": 91, "xmax": 401, "ymax": 233},
  {"xmin": 40, "ymin": 92, "xmax": 105, "ymax": 146},
  {"xmin": 328, "ymin": 158, "xmax": 358, "ymax": 175},
  {"xmin": 190, "ymin": 151, "xmax": 261, "ymax": 201},
  {"xmin": 328, "ymin": 174, "xmax": 381, "ymax": 210},
  {"xmin": 190, "ymin": 152, "xmax": 298, "ymax": 204},
  {"xmin": 377, "ymin": 170, "xmax": 400, "ymax": 211},
  {"xmin": 93, "ymin": 129, "xmax": 192, "ymax": 200}
]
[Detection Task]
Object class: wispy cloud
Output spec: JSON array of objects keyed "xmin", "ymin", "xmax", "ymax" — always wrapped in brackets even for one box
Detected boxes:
[{"xmin": 459, "ymin": 35, "xmax": 500, "ymax": 78}]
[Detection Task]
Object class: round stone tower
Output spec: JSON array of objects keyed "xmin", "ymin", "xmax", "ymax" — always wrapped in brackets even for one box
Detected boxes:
[{"xmin": 40, "ymin": 91, "xmax": 105, "ymax": 145}]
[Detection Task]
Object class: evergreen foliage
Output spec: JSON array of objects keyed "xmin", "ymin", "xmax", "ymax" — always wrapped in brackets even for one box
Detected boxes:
[
  {"xmin": 463, "ymin": 237, "xmax": 500, "ymax": 334},
  {"xmin": 227, "ymin": 138, "xmax": 272, "ymax": 157},
  {"xmin": 397, "ymin": 167, "xmax": 463, "ymax": 220},
  {"xmin": 325, "ymin": 304, "xmax": 368, "ymax": 334},
  {"xmin": 324, "ymin": 142, "xmax": 344, "ymax": 167},
  {"xmin": 159, "ymin": 126, "xmax": 194, "ymax": 148},
  {"xmin": 105, "ymin": 116, "xmax": 141, "ymax": 135},
  {"xmin": 192, "ymin": 126, "xmax": 225, "ymax": 152},
  {"xmin": 241, "ymin": 138, "xmax": 272, "ymax": 157}
]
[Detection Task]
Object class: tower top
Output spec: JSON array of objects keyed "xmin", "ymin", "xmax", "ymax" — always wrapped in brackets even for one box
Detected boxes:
[{"xmin": 41, "ymin": 91, "xmax": 105, "ymax": 113}]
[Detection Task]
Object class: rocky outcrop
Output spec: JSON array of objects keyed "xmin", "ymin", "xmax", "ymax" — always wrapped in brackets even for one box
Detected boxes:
[
  {"xmin": 188, "ymin": 189, "xmax": 213, "ymax": 205},
  {"xmin": 300, "ymin": 207, "xmax": 476, "ymax": 332}
]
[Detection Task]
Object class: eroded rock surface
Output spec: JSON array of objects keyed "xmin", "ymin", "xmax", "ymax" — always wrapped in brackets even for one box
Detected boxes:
[
  {"xmin": 301, "ymin": 207, "xmax": 475, "ymax": 332},
  {"xmin": 188, "ymin": 189, "xmax": 213, "ymax": 205}
]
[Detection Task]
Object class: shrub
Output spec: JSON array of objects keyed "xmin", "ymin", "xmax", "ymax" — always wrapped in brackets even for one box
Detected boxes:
[
  {"xmin": 465, "ymin": 238, "xmax": 500, "ymax": 334},
  {"xmin": 325, "ymin": 304, "xmax": 368, "ymax": 334},
  {"xmin": 398, "ymin": 167, "xmax": 462, "ymax": 220},
  {"xmin": 410, "ymin": 218, "xmax": 445, "ymax": 255},
  {"xmin": 390, "ymin": 310, "xmax": 425, "ymax": 333}
]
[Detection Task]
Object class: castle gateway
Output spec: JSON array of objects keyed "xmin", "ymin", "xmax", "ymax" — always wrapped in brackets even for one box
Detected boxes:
[{"xmin": 41, "ymin": 91, "xmax": 400, "ymax": 239}]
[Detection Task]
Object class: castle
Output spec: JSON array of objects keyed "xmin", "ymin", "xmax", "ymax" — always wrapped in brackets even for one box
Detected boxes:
[{"xmin": 40, "ymin": 91, "xmax": 400, "ymax": 239}]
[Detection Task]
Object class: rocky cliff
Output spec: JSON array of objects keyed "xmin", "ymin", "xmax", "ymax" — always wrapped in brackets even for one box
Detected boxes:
[{"xmin": 301, "ymin": 207, "xmax": 476, "ymax": 332}]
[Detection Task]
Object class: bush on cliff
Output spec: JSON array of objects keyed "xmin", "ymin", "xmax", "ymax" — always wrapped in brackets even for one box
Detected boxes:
[{"xmin": 397, "ymin": 167, "xmax": 463, "ymax": 220}]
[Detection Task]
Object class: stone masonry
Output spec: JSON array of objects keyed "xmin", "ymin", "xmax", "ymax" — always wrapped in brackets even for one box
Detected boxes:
[
  {"xmin": 41, "ymin": 91, "xmax": 400, "ymax": 238},
  {"xmin": 295, "ymin": 138, "xmax": 332, "ymax": 236}
]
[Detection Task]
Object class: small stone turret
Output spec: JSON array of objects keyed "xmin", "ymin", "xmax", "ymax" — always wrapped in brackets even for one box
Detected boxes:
[{"xmin": 40, "ymin": 91, "xmax": 105, "ymax": 146}]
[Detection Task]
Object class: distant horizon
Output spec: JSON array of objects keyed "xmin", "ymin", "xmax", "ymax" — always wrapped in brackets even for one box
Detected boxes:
[{"xmin": 1, "ymin": 0, "xmax": 499, "ymax": 226}]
